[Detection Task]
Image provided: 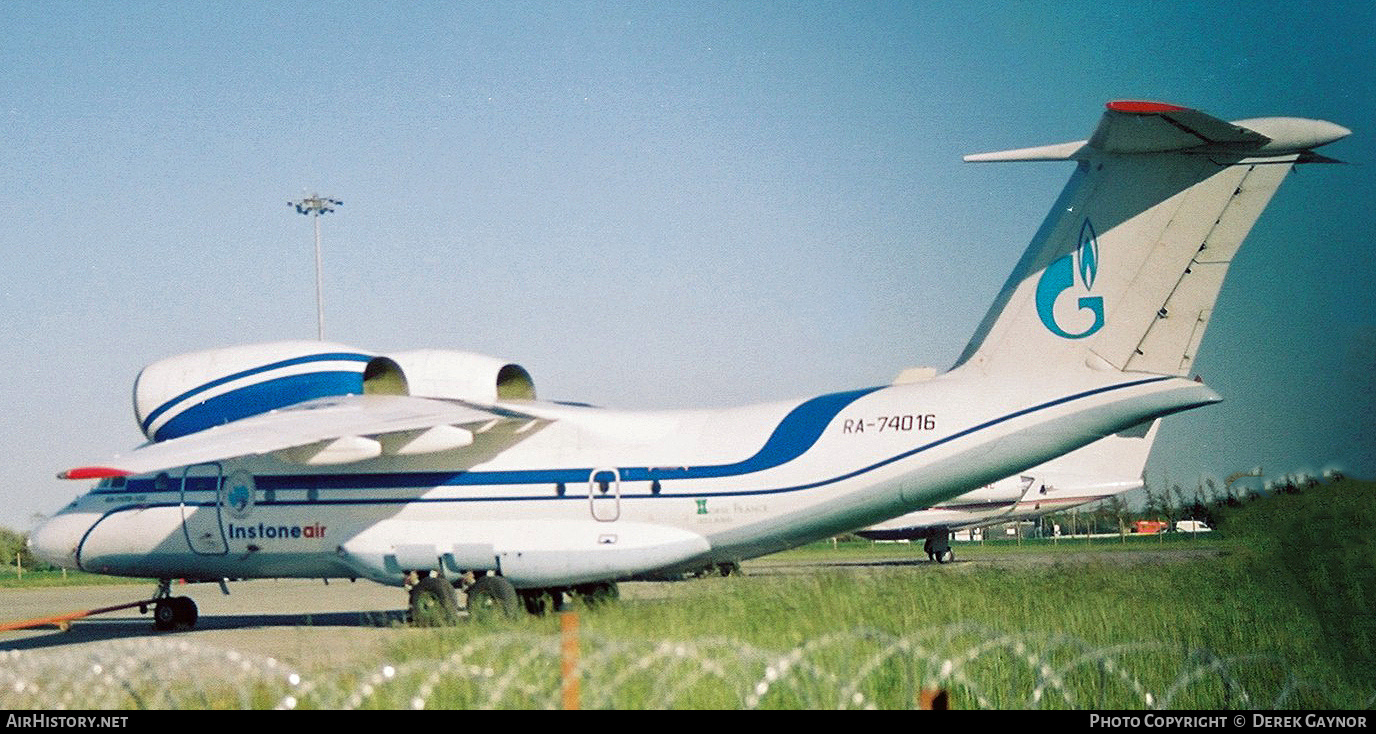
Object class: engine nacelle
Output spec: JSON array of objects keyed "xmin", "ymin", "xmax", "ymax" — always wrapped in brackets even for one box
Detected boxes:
[
  {"xmin": 362, "ymin": 349, "xmax": 536, "ymax": 403},
  {"xmin": 134, "ymin": 341, "xmax": 375, "ymax": 442},
  {"xmin": 133, "ymin": 342, "xmax": 535, "ymax": 443}
]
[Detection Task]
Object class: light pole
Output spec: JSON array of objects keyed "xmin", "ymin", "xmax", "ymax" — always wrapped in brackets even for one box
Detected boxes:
[{"xmin": 289, "ymin": 195, "xmax": 342, "ymax": 340}]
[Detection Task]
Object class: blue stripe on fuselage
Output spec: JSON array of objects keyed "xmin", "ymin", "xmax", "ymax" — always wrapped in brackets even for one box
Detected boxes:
[
  {"xmin": 109, "ymin": 376, "xmax": 1187, "ymax": 501},
  {"xmin": 259, "ymin": 385, "xmax": 884, "ymax": 489}
]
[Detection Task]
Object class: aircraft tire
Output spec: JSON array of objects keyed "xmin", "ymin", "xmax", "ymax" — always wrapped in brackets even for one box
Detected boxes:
[
  {"xmin": 572, "ymin": 581, "xmax": 619, "ymax": 608},
  {"xmin": 936, "ymin": 549, "xmax": 954, "ymax": 564},
  {"xmin": 466, "ymin": 575, "xmax": 520, "ymax": 621},
  {"xmin": 519, "ymin": 588, "xmax": 559, "ymax": 616},
  {"xmin": 152, "ymin": 596, "xmax": 197, "ymax": 631},
  {"xmin": 173, "ymin": 596, "xmax": 198, "ymax": 629},
  {"xmin": 409, "ymin": 576, "xmax": 460, "ymax": 627},
  {"xmin": 152, "ymin": 599, "xmax": 177, "ymax": 631}
]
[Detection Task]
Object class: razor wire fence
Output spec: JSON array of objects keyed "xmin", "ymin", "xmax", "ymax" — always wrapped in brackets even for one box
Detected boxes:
[{"xmin": 2, "ymin": 622, "xmax": 1366, "ymax": 710}]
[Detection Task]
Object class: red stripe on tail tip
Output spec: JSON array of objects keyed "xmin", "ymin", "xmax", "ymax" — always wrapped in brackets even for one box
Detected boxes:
[
  {"xmin": 1106, "ymin": 100, "xmax": 1191, "ymax": 114},
  {"xmin": 60, "ymin": 467, "xmax": 132, "ymax": 480}
]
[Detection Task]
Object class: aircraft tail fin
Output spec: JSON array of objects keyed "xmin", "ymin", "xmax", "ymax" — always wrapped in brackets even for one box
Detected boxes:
[
  {"xmin": 1032, "ymin": 418, "xmax": 1161, "ymax": 495},
  {"xmin": 999, "ymin": 419, "xmax": 1165, "ymax": 523},
  {"xmin": 953, "ymin": 101, "xmax": 1349, "ymax": 378}
]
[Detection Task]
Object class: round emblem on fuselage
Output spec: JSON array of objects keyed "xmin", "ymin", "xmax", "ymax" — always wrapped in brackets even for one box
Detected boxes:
[{"xmin": 221, "ymin": 470, "xmax": 257, "ymax": 520}]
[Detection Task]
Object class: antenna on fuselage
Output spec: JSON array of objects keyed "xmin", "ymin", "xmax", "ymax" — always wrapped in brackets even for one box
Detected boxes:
[{"xmin": 289, "ymin": 194, "xmax": 343, "ymax": 340}]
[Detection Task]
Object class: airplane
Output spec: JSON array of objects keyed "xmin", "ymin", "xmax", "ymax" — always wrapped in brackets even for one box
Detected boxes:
[
  {"xmin": 29, "ymin": 101, "xmax": 1348, "ymax": 629},
  {"xmin": 855, "ymin": 419, "xmax": 1161, "ymax": 561},
  {"xmin": 857, "ymin": 102, "xmax": 1356, "ymax": 559}
]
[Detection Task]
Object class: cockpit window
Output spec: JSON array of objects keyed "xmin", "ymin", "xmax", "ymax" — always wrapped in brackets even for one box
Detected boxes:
[{"xmin": 94, "ymin": 477, "xmax": 127, "ymax": 492}]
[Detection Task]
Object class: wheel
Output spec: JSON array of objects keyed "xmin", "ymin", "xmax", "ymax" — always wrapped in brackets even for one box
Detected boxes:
[
  {"xmin": 936, "ymin": 548, "xmax": 954, "ymax": 564},
  {"xmin": 408, "ymin": 576, "xmax": 460, "ymax": 627},
  {"xmin": 152, "ymin": 596, "xmax": 197, "ymax": 631},
  {"xmin": 172, "ymin": 596, "xmax": 198, "ymax": 629},
  {"xmin": 572, "ymin": 581, "xmax": 619, "ymax": 608},
  {"xmin": 152, "ymin": 599, "xmax": 177, "ymax": 631},
  {"xmin": 717, "ymin": 561, "xmax": 740, "ymax": 577},
  {"xmin": 519, "ymin": 588, "xmax": 572, "ymax": 615},
  {"xmin": 465, "ymin": 575, "xmax": 520, "ymax": 621},
  {"xmin": 519, "ymin": 588, "xmax": 556, "ymax": 616}
]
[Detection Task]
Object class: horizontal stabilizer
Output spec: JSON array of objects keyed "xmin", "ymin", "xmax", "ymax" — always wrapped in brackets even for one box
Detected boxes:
[
  {"xmin": 965, "ymin": 100, "xmax": 1350, "ymax": 162},
  {"xmin": 1089, "ymin": 101, "xmax": 1269, "ymax": 152}
]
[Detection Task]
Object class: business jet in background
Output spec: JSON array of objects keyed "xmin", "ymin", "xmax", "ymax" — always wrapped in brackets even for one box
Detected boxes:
[{"xmin": 857, "ymin": 415, "xmax": 1160, "ymax": 562}]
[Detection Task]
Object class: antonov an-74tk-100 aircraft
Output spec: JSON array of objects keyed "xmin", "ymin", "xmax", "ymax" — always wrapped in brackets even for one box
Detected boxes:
[{"xmin": 30, "ymin": 101, "xmax": 1348, "ymax": 628}]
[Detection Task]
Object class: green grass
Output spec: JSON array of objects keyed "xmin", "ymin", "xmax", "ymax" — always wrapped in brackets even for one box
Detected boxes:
[
  {"xmin": 772, "ymin": 530, "xmax": 1226, "ymax": 562},
  {"xmin": 0, "ymin": 568, "xmax": 151, "ymax": 588},
  {"xmin": 378, "ymin": 480, "xmax": 1375, "ymax": 709},
  {"xmin": 376, "ymin": 563, "xmax": 1356, "ymax": 708},
  {"xmin": 1214, "ymin": 479, "xmax": 1376, "ymax": 691}
]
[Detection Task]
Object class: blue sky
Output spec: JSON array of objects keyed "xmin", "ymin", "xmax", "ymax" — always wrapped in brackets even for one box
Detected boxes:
[{"xmin": 1, "ymin": 1, "xmax": 1371, "ymax": 529}]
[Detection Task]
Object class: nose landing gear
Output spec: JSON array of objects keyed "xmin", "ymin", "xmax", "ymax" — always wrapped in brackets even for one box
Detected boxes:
[{"xmin": 151, "ymin": 579, "xmax": 198, "ymax": 631}]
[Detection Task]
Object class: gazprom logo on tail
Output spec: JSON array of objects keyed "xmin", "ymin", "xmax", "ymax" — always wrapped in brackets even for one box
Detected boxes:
[{"xmin": 1035, "ymin": 219, "xmax": 1105, "ymax": 339}]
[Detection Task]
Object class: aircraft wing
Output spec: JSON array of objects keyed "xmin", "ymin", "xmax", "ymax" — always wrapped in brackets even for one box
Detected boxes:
[{"xmin": 60, "ymin": 394, "xmax": 544, "ymax": 479}]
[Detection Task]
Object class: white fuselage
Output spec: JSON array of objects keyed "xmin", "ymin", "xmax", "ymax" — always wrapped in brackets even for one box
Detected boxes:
[{"xmin": 34, "ymin": 366, "xmax": 1216, "ymax": 588}]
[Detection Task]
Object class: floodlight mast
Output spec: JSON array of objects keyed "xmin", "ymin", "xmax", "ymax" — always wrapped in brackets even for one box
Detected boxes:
[{"xmin": 289, "ymin": 195, "xmax": 342, "ymax": 340}]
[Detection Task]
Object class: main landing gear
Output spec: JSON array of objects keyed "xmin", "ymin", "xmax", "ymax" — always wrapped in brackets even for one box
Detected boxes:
[
  {"xmin": 514, "ymin": 581, "xmax": 618, "ymax": 615},
  {"xmin": 150, "ymin": 579, "xmax": 198, "ymax": 631},
  {"xmin": 406, "ymin": 571, "xmax": 522, "ymax": 625},
  {"xmin": 923, "ymin": 535, "xmax": 955, "ymax": 564},
  {"xmin": 405, "ymin": 571, "xmax": 619, "ymax": 625}
]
